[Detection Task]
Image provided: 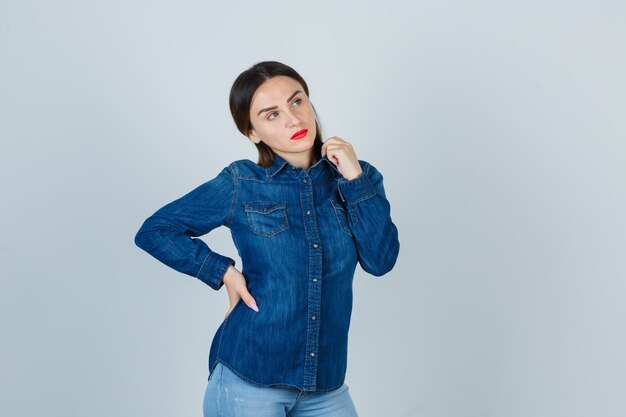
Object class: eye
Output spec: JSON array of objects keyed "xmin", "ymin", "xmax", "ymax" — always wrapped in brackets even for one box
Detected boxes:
[{"xmin": 266, "ymin": 98, "xmax": 303, "ymax": 121}]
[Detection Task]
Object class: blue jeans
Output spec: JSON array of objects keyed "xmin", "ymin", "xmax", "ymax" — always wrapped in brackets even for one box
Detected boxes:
[{"xmin": 203, "ymin": 362, "xmax": 359, "ymax": 417}]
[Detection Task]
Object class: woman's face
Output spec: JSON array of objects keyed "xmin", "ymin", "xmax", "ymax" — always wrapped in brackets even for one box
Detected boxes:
[{"xmin": 247, "ymin": 75, "xmax": 317, "ymax": 164}]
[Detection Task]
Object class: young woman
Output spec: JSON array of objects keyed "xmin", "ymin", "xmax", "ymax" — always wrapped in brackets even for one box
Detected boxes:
[{"xmin": 134, "ymin": 61, "xmax": 400, "ymax": 417}]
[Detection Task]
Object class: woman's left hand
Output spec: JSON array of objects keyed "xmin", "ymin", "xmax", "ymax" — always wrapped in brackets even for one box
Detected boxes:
[{"xmin": 321, "ymin": 136, "xmax": 363, "ymax": 180}]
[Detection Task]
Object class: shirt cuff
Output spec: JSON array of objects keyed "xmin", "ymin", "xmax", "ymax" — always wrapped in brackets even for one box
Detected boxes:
[
  {"xmin": 337, "ymin": 171, "xmax": 377, "ymax": 204},
  {"xmin": 196, "ymin": 251, "xmax": 236, "ymax": 290}
]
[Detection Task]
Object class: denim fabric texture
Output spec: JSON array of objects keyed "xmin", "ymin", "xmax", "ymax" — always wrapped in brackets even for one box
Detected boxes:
[
  {"xmin": 203, "ymin": 362, "xmax": 359, "ymax": 417},
  {"xmin": 134, "ymin": 152, "xmax": 400, "ymax": 391}
]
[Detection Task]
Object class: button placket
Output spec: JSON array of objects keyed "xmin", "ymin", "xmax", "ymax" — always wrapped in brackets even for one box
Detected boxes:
[{"xmin": 298, "ymin": 171, "xmax": 322, "ymax": 389}]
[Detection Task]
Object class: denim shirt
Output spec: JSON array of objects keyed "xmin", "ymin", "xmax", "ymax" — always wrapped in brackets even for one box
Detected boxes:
[{"xmin": 134, "ymin": 152, "xmax": 400, "ymax": 392}]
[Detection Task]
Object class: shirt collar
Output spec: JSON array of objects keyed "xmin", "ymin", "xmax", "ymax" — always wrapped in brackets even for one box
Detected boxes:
[{"xmin": 264, "ymin": 153, "xmax": 341, "ymax": 177}]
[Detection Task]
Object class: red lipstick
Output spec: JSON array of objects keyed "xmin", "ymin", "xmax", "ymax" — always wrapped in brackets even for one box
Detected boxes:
[{"xmin": 291, "ymin": 129, "xmax": 308, "ymax": 140}]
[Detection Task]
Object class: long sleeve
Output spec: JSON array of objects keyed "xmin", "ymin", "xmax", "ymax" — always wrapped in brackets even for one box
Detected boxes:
[
  {"xmin": 336, "ymin": 162, "xmax": 400, "ymax": 276},
  {"xmin": 134, "ymin": 166, "xmax": 236, "ymax": 290}
]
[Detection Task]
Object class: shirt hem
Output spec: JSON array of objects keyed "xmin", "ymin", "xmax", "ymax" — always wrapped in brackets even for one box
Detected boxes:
[{"xmin": 211, "ymin": 359, "xmax": 345, "ymax": 393}]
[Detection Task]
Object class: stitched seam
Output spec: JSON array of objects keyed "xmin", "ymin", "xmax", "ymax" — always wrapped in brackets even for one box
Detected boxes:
[
  {"xmin": 226, "ymin": 163, "xmax": 238, "ymax": 228},
  {"xmin": 354, "ymin": 163, "xmax": 376, "ymax": 204},
  {"xmin": 218, "ymin": 360, "xmax": 306, "ymax": 391},
  {"xmin": 244, "ymin": 201, "xmax": 289, "ymax": 237},
  {"xmin": 196, "ymin": 251, "xmax": 212, "ymax": 280},
  {"xmin": 341, "ymin": 163, "xmax": 377, "ymax": 204},
  {"xmin": 349, "ymin": 188, "xmax": 377, "ymax": 204},
  {"xmin": 352, "ymin": 204, "xmax": 359, "ymax": 226},
  {"xmin": 299, "ymin": 184, "xmax": 314, "ymax": 390},
  {"xmin": 330, "ymin": 199, "xmax": 352, "ymax": 237},
  {"xmin": 214, "ymin": 298, "xmax": 243, "ymax": 375}
]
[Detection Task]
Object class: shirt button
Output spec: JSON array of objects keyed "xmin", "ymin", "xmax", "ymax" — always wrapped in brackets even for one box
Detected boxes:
[
  {"xmin": 313, "ymin": 243, "xmax": 318, "ymax": 248},
  {"xmin": 310, "ymin": 352, "xmax": 315, "ymax": 357},
  {"xmin": 306, "ymin": 210, "xmax": 311, "ymax": 215},
  {"xmin": 311, "ymin": 315, "xmax": 317, "ymax": 320},
  {"xmin": 303, "ymin": 179, "xmax": 308, "ymax": 183},
  {"xmin": 312, "ymin": 278, "xmax": 318, "ymax": 282}
]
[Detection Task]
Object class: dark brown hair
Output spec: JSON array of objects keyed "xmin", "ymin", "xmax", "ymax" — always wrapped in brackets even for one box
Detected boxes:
[{"xmin": 229, "ymin": 61, "xmax": 324, "ymax": 167}]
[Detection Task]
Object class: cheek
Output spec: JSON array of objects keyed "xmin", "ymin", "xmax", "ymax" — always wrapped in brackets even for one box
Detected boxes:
[
  {"xmin": 266, "ymin": 127, "xmax": 286, "ymax": 142},
  {"xmin": 302, "ymin": 106, "xmax": 315, "ymax": 121}
]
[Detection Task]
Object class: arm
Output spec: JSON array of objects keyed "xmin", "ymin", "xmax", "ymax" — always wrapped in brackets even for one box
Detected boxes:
[
  {"xmin": 134, "ymin": 165, "xmax": 237, "ymax": 290},
  {"xmin": 337, "ymin": 162, "xmax": 400, "ymax": 276}
]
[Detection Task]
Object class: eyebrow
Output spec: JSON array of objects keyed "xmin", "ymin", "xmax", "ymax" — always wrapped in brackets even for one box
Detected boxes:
[{"xmin": 257, "ymin": 90, "xmax": 302, "ymax": 117}]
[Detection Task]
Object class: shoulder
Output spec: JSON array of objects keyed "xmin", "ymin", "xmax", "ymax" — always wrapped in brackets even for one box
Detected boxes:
[{"xmin": 226, "ymin": 159, "xmax": 268, "ymax": 181}]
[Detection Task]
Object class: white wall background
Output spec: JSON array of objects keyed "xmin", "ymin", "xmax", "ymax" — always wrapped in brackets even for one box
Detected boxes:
[{"xmin": 1, "ymin": 1, "xmax": 625, "ymax": 416}]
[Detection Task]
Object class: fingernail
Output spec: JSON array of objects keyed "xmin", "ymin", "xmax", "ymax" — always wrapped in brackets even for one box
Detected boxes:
[{"xmin": 248, "ymin": 300, "xmax": 259, "ymax": 312}]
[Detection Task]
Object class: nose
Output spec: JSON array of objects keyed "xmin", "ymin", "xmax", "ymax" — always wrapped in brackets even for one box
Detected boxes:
[{"xmin": 284, "ymin": 108, "xmax": 300, "ymax": 127}]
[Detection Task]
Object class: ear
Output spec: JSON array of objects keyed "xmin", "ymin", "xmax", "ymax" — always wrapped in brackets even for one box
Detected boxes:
[{"xmin": 248, "ymin": 129, "xmax": 262, "ymax": 144}]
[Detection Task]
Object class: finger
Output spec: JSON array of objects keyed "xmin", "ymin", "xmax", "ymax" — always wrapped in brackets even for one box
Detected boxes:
[
  {"xmin": 327, "ymin": 144, "xmax": 357, "ymax": 161},
  {"xmin": 325, "ymin": 147, "xmax": 344, "ymax": 162},
  {"xmin": 322, "ymin": 137, "xmax": 341, "ymax": 154},
  {"xmin": 324, "ymin": 144, "xmax": 337, "ymax": 155},
  {"xmin": 239, "ymin": 288, "xmax": 259, "ymax": 312}
]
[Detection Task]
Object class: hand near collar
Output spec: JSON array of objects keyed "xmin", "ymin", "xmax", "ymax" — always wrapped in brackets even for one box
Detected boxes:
[{"xmin": 321, "ymin": 136, "xmax": 363, "ymax": 181}]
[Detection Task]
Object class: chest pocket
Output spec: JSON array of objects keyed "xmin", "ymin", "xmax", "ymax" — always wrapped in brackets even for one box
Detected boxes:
[
  {"xmin": 244, "ymin": 202, "xmax": 289, "ymax": 237},
  {"xmin": 330, "ymin": 199, "xmax": 353, "ymax": 237}
]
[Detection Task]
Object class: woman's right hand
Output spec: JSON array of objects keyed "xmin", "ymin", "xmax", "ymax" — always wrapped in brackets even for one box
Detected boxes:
[{"xmin": 222, "ymin": 265, "xmax": 259, "ymax": 319}]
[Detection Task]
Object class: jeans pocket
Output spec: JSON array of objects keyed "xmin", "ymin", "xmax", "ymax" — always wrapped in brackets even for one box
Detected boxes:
[{"xmin": 244, "ymin": 201, "xmax": 289, "ymax": 237}]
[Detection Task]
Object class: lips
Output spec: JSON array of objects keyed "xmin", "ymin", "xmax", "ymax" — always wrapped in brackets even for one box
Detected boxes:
[{"xmin": 291, "ymin": 129, "xmax": 308, "ymax": 140}]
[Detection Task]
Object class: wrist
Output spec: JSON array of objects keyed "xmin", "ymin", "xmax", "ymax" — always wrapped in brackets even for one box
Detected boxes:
[
  {"xmin": 223, "ymin": 265, "xmax": 235, "ymax": 286},
  {"xmin": 341, "ymin": 168, "xmax": 364, "ymax": 182}
]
